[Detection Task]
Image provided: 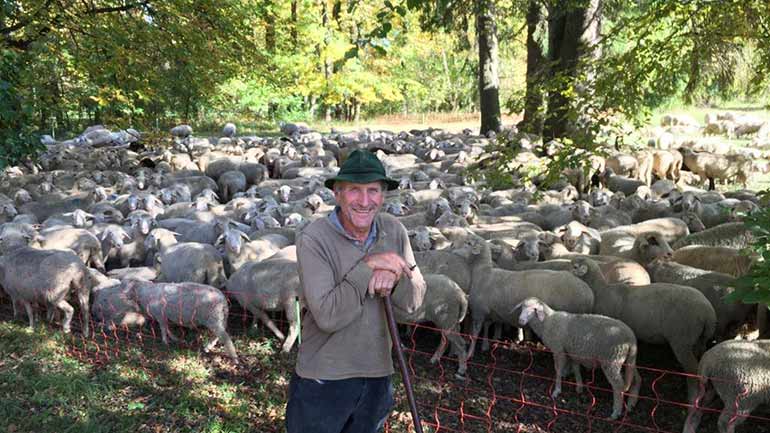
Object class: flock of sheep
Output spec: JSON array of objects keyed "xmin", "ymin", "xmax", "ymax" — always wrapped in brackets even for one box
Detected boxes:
[{"xmin": 1, "ymin": 114, "xmax": 769, "ymax": 432}]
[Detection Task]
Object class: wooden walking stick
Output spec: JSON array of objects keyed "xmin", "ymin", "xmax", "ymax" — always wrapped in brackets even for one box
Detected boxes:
[{"xmin": 383, "ymin": 293, "xmax": 424, "ymax": 433}]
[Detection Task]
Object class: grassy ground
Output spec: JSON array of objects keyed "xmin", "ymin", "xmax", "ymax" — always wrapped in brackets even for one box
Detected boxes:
[{"xmin": 0, "ymin": 321, "xmax": 293, "ymax": 433}]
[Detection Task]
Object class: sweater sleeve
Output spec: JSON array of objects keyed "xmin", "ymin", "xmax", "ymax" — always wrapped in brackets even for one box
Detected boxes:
[
  {"xmin": 297, "ymin": 232, "xmax": 373, "ymax": 333},
  {"xmin": 390, "ymin": 222, "xmax": 427, "ymax": 314}
]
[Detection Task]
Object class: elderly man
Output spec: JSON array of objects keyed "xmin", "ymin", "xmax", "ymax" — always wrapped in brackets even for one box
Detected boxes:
[{"xmin": 285, "ymin": 149, "xmax": 426, "ymax": 433}]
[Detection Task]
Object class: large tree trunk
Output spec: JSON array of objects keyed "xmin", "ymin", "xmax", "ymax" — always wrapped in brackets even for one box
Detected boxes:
[
  {"xmin": 518, "ymin": 0, "xmax": 548, "ymax": 136},
  {"xmin": 291, "ymin": 0, "xmax": 298, "ymax": 48},
  {"xmin": 543, "ymin": 0, "xmax": 602, "ymax": 141},
  {"xmin": 476, "ymin": 0, "xmax": 501, "ymax": 136},
  {"xmin": 320, "ymin": 0, "xmax": 333, "ymax": 122},
  {"xmin": 264, "ymin": 1, "xmax": 276, "ymax": 52}
]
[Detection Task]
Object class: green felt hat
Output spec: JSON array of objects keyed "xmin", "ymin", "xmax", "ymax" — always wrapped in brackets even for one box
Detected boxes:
[{"xmin": 324, "ymin": 149, "xmax": 399, "ymax": 190}]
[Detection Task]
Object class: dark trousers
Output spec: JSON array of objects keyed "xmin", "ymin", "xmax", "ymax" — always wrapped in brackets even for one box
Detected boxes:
[{"xmin": 285, "ymin": 373, "xmax": 394, "ymax": 433}]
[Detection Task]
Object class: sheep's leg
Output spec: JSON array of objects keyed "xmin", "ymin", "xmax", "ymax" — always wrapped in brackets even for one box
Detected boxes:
[
  {"xmin": 77, "ymin": 283, "xmax": 90, "ymax": 337},
  {"xmin": 571, "ymin": 361, "xmax": 584, "ymax": 394},
  {"xmin": 430, "ymin": 330, "xmax": 450, "ymax": 364},
  {"xmin": 216, "ymin": 329, "xmax": 239, "ymax": 363},
  {"xmin": 55, "ymin": 299, "xmax": 74, "ymax": 333},
  {"xmin": 551, "ymin": 352, "xmax": 567, "ymax": 399},
  {"xmin": 281, "ymin": 301, "xmax": 300, "ymax": 353},
  {"xmin": 481, "ymin": 321, "xmax": 491, "ymax": 352},
  {"xmin": 22, "ymin": 301, "xmax": 35, "ymax": 329},
  {"xmin": 159, "ymin": 321, "xmax": 179, "ymax": 344},
  {"xmin": 466, "ymin": 316, "xmax": 485, "ymax": 361},
  {"xmin": 601, "ymin": 362, "xmax": 625, "ymax": 420},
  {"xmin": 718, "ymin": 406, "xmax": 753, "ymax": 433},
  {"xmin": 671, "ymin": 343, "xmax": 701, "ymax": 401},
  {"xmin": 250, "ymin": 307, "xmax": 286, "ymax": 341},
  {"xmin": 445, "ymin": 330, "xmax": 468, "ymax": 378},
  {"xmin": 626, "ymin": 367, "xmax": 641, "ymax": 411},
  {"xmin": 682, "ymin": 376, "xmax": 715, "ymax": 433}
]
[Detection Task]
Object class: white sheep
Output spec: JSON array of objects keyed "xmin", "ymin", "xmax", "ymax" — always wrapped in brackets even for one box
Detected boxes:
[
  {"xmin": 571, "ymin": 257, "xmax": 716, "ymax": 401},
  {"xmin": 683, "ymin": 339, "xmax": 770, "ymax": 433},
  {"xmin": 127, "ymin": 279, "xmax": 238, "ymax": 362},
  {"xmin": 454, "ymin": 236, "xmax": 594, "ymax": 360},
  {"xmin": 516, "ymin": 297, "xmax": 641, "ymax": 420},
  {"xmin": 394, "ymin": 274, "xmax": 469, "ymax": 379}
]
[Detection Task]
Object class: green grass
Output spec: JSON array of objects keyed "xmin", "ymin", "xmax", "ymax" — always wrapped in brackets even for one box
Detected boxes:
[{"xmin": 0, "ymin": 322, "xmax": 295, "ymax": 433}]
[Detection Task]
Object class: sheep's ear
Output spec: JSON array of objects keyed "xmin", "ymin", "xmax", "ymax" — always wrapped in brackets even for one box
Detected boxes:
[
  {"xmin": 239, "ymin": 231, "xmax": 250, "ymax": 241},
  {"xmin": 215, "ymin": 234, "xmax": 225, "ymax": 245}
]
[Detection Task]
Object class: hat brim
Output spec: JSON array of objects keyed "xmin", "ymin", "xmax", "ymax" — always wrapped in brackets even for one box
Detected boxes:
[{"xmin": 324, "ymin": 172, "xmax": 399, "ymax": 191}]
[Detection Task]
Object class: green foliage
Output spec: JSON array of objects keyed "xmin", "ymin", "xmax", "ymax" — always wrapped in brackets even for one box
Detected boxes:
[
  {"xmin": 0, "ymin": 49, "xmax": 43, "ymax": 168},
  {"xmin": 725, "ymin": 202, "xmax": 770, "ymax": 305}
]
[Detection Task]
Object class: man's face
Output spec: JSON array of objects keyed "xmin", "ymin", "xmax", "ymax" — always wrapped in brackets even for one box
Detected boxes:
[{"xmin": 334, "ymin": 181, "xmax": 385, "ymax": 237}]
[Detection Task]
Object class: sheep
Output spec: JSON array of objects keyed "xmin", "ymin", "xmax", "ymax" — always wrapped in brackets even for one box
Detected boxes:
[
  {"xmin": 216, "ymin": 228, "xmax": 281, "ymax": 275},
  {"xmin": 453, "ymin": 236, "xmax": 594, "ymax": 360},
  {"xmin": 652, "ymin": 150, "xmax": 683, "ymax": 182},
  {"xmin": 414, "ymin": 250, "xmax": 472, "ymax": 293},
  {"xmin": 671, "ymin": 245, "xmax": 755, "ymax": 277},
  {"xmin": 155, "ymin": 242, "xmax": 227, "ymax": 289},
  {"xmin": 39, "ymin": 227, "xmax": 106, "ymax": 271},
  {"xmin": 157, "ymin": 218, "xmax": 222, "ymax": 244},
  {"xmin": 601, "ymin": 168, "xmax": 646, "ymax": 196},
  {"xmin": 222, "ymin": 122, "xmax": 237, "ymax": 138},
  {"xmin": 127, "ymin": 279, "xmax": 238, "ymax": 362},
  {"xmin": 170, "ymin": 124, "xmax": 193, "ymax": 138},
  {"xmin": 605, "ymin": 153, "xmax": 639, "ymax": 178},
  {"xmin": 672, "ymin": 222, "xmax": 754, "ymax": 250},
  {"xmin": 217, "ymin": 170, "xmax": 247, "ymax": 203},
  {"xmin": 394, "ymin": 274, "xmax": 469, "ymax": 379},
  {"xmin": 600, "ymin": 218, "xmax": 689, "ymax": 256},
  {"xmin": 89, "ymin": 270, "xmax": 147, "ymax": 330},
  {"xmin": 597, "ymin": 231, "xmax": 674, "ymax": 265},
  {"xmin": 570, "ymin": 257, "xmax": 716, "ymax": 400},
  {"xmin": 225, "ymin": 258, "xmax": 304, "ymax": 353},
  {"xmin": 680, "ymin": 148, "xmax": 732, "ymax": 190},
  {"xmin": 646, "ymin": 258, "xmax": 751, "ymax": 340},
  {"xmin": 683, "ymin": 339, "xmax": 770, "ymax": 433},
  {"xmin": 0, "ymin": 241, "xmax": 91, "ymax": 335},
  {"xmin": 516, "ymin": 297, "xmax": 641, "ymax": 420}
]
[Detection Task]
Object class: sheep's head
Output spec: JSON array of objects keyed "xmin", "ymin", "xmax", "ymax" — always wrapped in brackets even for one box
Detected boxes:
[
  {"xmin": 197, "ymin": 188, "xmax": 219, "ymax": 203},
  {"xmin": 14, "ymin": 189, "xmax": 32, "ymax": 205},
  {"xmin": 408, "ymin": 227, "xmax": 433, "ymax": 252},
  {"xmin": 383, "ymin": 201, "xmax": 408, "ymax": 217},
  {"xmin": 634, "ymin": 232, "xmax": 673, "ymax": 265},
  {"xmin": 570, "ymin": 200, "xmax": 592, "ymax": 225},
  {"xmin": 398, "ymin": 177, "xmax": 413, "ymax": 190},
  {"xmin": 456, "ymin": 199, "xmax": 477, "ymax": 220},
  {"xmin": 217, "ymin": 229, "xmax": 249, "ymax": 255},
  {"xmin": 515, "ymin": 238, "xmax": 540, "ymax": 263},
  {"xmin": 453, "ymin": 236, "xmax": 485, "ymax": 260},
  {"xmin": 126, "ymin": 194, "xmax": 141, "ymax": 212},
  {"xmin": 144, "ymin": 195, "xmax": 164, "ymax": 215},
  {"xmin": 160, "ymin": 188, "xmax": 176, "ymax": 205},
  {"xmin": 128, "ymin": 213, "xmax": 153, "ymax": 236},
  {"xmin": 0, "ymin": 203, "xmax": 18, "ymax": 219},
  {"xmin": 570, "ymin": 257, "xmax": 591, "ymax": 278},
  {"xmin": 277, "ymin": 185, "xmax": 292, "ymax": 203},
  {"xmin": 515, "ymin": 297, "xmax": 547, "ymax": 326},
  {"xmin": 680, "ymin": 193, "xmax": 702, "ymax": 215},
  {"xmin": 304, "ymin": 194, "xmax": 323, "ymax": 213},
  {"xmin": 283, "ymin": 213, "xmax": 304, "ymax": 228},
  {"xmin": 70, "ymin": 209, "xmax": 93, "ymax": 228},
  {"xmin": 682, "ymin": 212, "xmax": 706, "ymax": 233},
  {"xmin": 429, "ymin": 198, "xmax": 452, "ymax": 220},
  {"xmin": 101, "ymin": 226, "xmax": 131, "ymax": 249},
  {"xmin": 589, "ymin": 189, "xmax": 611, "ymax": 207},
  {"xmin": 91, "ymin": 187, "xmax": 109, "ymax": 202}
]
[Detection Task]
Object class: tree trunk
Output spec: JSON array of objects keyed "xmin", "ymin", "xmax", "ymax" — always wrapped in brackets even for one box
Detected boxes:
[
  {"xmin": 291, "ymin": 0, "xmax": 298, "ymax": 48},
  {"xmin": 518, "ymin": 0, "xmax": 548, "ymax": 136},
  {"xmin": 543, "ymin": 0, "xmax": 602, "ymax": 141},
  {"xmin": 264, "ymin": 1, "xmax": 275, "ymax": 52},
  {"xmin": 476, "ymin": 0, "xmax": 501, "ymax": 136},
  {"xmin": 321, "ymin": 0, "xmax": 333, "ymax": 122}
]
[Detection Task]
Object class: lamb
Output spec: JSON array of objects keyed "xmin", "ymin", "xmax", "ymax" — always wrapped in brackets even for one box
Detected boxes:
[
  {"xmin": 597, "ymin": 231, "xmax": 674, "ymax": 265},
  {"xmin": 571, "ymin": 257, "xmax": 716, "ymax": 400},
  {"xmin": 672, "ymin": 222, "xmax": 754, "ymax": 250},
  {"xmin": 516, "ymin": 297, "xmax": 641, "ymax": 420},
  {"xmin": 127, "ymin": 279, "xmax": 238, "ymax": 362},
  {"xmin": 225, "ymin": 258, "xmax": 304, "ymax": 353},
  {"xmin": 646, "ymin": 258, "xmax": 751, "ymax": 340},
  {"xmin": 454, "ymin": 236, "xmax": 595, "ymax": 360},
  {"xmin": 682, "ymin": 339, "xmax": 770, "ymax": 433},
  {"xmin": 155, "ymin": 242, "xmax": 227, "ymax": 289},
  {"xmin": 672, "ymin": 245, "xmax": 754, "ymax": 277},
  {"xmin": 394, "ymin": 274, "xmax": 469, "ymax": 379},
  {"xmin": 0, "ymin": 241, "xmax": 91, "ymax": 335}
]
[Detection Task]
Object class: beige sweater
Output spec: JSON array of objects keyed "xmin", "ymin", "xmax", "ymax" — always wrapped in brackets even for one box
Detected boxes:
[{"xmin": 295, "ymin": 212, "xmax": 425, "ymax": 380}]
